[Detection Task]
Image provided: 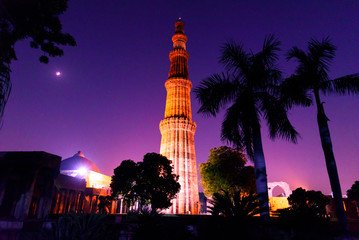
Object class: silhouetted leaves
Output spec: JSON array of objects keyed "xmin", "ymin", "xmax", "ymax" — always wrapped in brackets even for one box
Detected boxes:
[
  {"xmin": 208, "ymin": 190, "xmax": 260, "ymax": 218},
  {"xmin": 0, "ymin": 0, "xmax": 76, "ymax": 63},
  {"xmin": 110, "ymin": 153, "xmax": 180, "ymax": 214}
]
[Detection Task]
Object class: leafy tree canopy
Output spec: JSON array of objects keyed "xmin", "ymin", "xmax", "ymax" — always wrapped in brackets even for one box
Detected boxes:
[
  {"xmin": 347, "ymin": 181, "xmax": 359, "ymax": 203},
  {"xmin": 110, "ymin": 153, "xmax": 180, "ymax": 214},
  {"xmin": 110, "ymin": 159, "xmax": 138, "ymax": 199},
  {"xmin": 200, "ymin": 146, "xmax": 256, "ymax": 197},
  {"xmin": 286, "ymin": 187, "xmax": 329, "ymax": 219},
  {"xmin": 0, "ymin": 0, "xmax": 76, "ymax": 64}
]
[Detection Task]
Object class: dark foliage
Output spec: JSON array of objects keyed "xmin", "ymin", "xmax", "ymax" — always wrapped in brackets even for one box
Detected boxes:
[
  {"xmin": 110, "ymin": 153, "xmax": 180, "ymax": 214},
  {"xmin": 50, "ymin": 212, "xmax": 108, "ymax": 240},
  {"xmin": 0, "ymin": 0, "xmax": 76, "ymax": 63},
  {"xmin": 208, "ymin": 190, "xmax": 260, "ymax": 218},
  {"xmin": 136, "ymin": 153, "xmax": 181, "ymax": 213},
  {"xmin": 0, "ymin": 62, "xmax": 11, "ymax": 123},
  {"xmin": 98, "ymin": 196, "xmax": 113, "ymax": 214},
  {"xmin": 278, "ymin": 187, "xmax": 330, "ymax": 221},
  {"xmin": 347, "ymin": 181, "xmax": 359, "ymax": 208},
  {"xmin": 110, "ymin": 159, "xmax": 138, "ymax": 202},
  {"xmin": 126, "ymin": 212, "xmax": 193, "ymax": 240}
]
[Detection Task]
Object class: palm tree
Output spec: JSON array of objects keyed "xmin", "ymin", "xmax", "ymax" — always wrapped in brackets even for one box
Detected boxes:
[
  {"xmin": 285, "ymin": 37, "xmax": 359, "ymax": 230},
  {"xmin": 195, "ymin": 35, "xmax": 300, "ymax": 220}
]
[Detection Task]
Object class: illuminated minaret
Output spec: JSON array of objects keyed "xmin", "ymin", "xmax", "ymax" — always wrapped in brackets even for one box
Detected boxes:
[{"xmin": 159, "ymin": 19, "xmax": 199, "ymax": 214}]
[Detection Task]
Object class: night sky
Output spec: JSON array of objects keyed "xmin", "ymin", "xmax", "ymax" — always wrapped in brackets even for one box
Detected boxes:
[{"xmin": 1, "ymin": 0, "xmax": 358, "ymax": 195}]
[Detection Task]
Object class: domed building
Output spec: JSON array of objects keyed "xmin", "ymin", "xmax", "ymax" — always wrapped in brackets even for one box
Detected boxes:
[
  {"xmin": 60, "ymin": 151, "xmax": 111, "ymax": 190},
  {"xmin": 61, "ymin": 151, "xmax": 100, "ymax": 174}
]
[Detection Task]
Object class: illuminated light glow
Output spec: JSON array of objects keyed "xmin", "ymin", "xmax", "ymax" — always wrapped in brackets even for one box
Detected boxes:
[
  {"xmin": 55, "ymin": 71, "xmax": 61, "ymax": 76},
  {"xmin": 77, "ymin": 167, "xmax": 88, "ymax": 176},
  {"xmin": 87, "ymin": 170, "xmax": 112, "ymax": 189},
  {"xmin": 269, "ymin": 197, "xmax": 289, "ymax": 213},
  {"xmin": 159, "ymin": 20, "xmax": 199, "ymax": 214}
]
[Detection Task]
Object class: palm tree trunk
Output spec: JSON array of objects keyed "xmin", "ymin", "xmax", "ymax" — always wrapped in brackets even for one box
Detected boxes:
[
  {"xmin": 252, "ymin": 123, "xmax": 270, "ymax": 220},
  {"xmin": 314, "ymin": 89, "xmax": 348, "ymax": 231}
]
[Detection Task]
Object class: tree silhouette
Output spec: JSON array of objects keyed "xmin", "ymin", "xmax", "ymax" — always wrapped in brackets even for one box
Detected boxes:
[
  {"xmin": 110, "ymin": 153, "xmax": 180, "ymax": 214},
  {"xmin": 110, "ymin": 159, "xmax": 138, "ymax": 205},
  {"xmin": 195, "ymin": 35, "xmax": 298, "ymax": 220},
  {"xmin": 287, "ymin": 187, "xmax": 329, "ymax": 219},
  {"xmin": 0, "ymin": 0, "xmax": 76, "ymax": 122},
  {"xmin": 284, "ymin": 37, "xmax": 359, "ymax": 230},
  {"xmin": 347, "ymin": 181, "xmax": 359, "ymax": 211},
  {"xmin": 208, "ymin": 190, "xmax": 260, "ymax": 218}
]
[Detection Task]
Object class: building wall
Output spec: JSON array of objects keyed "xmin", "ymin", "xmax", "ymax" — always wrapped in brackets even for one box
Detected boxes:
[{"xmin": 269, "ymin": 197, "xmax": 289, "ymax": 212}]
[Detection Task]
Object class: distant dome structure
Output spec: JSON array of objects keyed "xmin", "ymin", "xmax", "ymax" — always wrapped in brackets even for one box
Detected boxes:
[{"xmin": 60, "ymin": 151, "xmax": 100, "ymax": 173}]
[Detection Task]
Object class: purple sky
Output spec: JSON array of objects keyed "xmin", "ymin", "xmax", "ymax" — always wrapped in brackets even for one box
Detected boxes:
[{"xmin": 1, "ymin": 0, "xmax": 358, "ymax": 195}]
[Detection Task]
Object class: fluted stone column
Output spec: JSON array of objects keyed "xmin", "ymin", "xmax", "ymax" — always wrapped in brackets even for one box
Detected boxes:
[{"xmin": 159, "ymin": 19, "xmax": 199, "ymax": 214}]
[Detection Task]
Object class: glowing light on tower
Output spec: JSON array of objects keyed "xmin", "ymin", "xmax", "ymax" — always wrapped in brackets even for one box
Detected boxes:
[{"xmin": 159, "ymin": 19, "xmax": 200, "ymax": 214}]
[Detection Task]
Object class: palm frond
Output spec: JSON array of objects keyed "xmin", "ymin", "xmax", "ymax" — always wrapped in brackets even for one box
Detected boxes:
[
  {"xmin": 221, "ymin": 97, "xmax": 257, "ymax": 159},
  {"xmin": 257, "ymin": 92, "xmax": 299, "ymax": 143},
  {"xmin": 208, "ymin": 191, "xmax": 234, "ymax": 217},
  {"xmin": 280, "ymin": 75, "xmax": 313, "ymax": 109},
  {"xmin": 208, "ymin": 190, "xmax": 260, "ymax": 218},
  {"xmin": 308, "ymin": 37, "xmax": 336, "ymax": 72},
  {"xmin": 250, "ymin": 35, "xmax": 282, "ymax": 87},
  {"xmin": 194, "ymin": 73, "xmax": 238, "ymax": 117},
  {"xmin": 286, "ymin": 46, "xmax": 307, "ymax": 62},
  {"xmin": 323, "ymin": 73, "xmax": 359, "ymax": 95},
  {"xmin": 286, "ymin": 47, "xmax": 309, "ymax": 76},
  {"xmin": 219, "ymin": 40, "xmax": 250, "ymax": 76},
  {"xmin": 259, "ymin": 34, "xmax": 281, "ymax": 66}
]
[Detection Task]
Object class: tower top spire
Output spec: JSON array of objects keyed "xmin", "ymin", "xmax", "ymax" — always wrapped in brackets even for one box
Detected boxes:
[
  {"xmin": 169, "ymin": 19, "xmax": 189, "ymax": 79},
  {"xmin": 175, "ymin": 19, "xmax": 185, "ymax": 34}
]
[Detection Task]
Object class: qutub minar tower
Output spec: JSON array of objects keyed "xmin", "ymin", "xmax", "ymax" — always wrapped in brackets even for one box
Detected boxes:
[{"xmin": 159, "ymin": 19, "xmax": 200, "ymax": 214}]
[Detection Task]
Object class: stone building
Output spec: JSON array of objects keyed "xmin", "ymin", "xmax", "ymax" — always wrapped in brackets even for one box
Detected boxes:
[
  {"xmin": 60, "ymin": 151, "xmax": 111, "ymax": 193},
  {"xmin": 53, "ymin": 151, "xmax": 113, "ymax": 215},
  {"xmin": 0, "ymin": 151, "xmax": 116, "ymax": 228},
  {"xmin": 159, "ymin": 19, "xmax": 200, "ymax": 214},
  {"xmin": 0, "ymin": 152, "xmax": 61, "ymax": 220}
]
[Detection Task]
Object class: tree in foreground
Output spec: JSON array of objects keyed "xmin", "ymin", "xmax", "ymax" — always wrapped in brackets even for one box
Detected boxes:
[
  {"xmin": 110, "ymin": 153, "xmax": 180, "ymax": 214},
  {"xmin": 200, "ymin": 146, "xmax": 256, "ymax": 197},
  {"xmin": 137, "ymin": 153, "xmax": 180, "ymax": 214},
  {"xmin": 111, "ymin": 159, "xmax": 138, "ymax": 204},
  {"xmin": 195, "ymin": 35, "xmax": 299, "ymax": 220},
  {"xmin": 0, "ymin": 0, "xmax": 76, "ymax": 122},
  {"xmin": 281, "ymin": 187, "xmax": 329, "ymax": 220},
  {"xmin": 347, "ymin": 181, "xmax": 359, "ymax": 211},
  {"xmin": 284, "ymin": 37, "xmax": 359, "ymax": 230}
]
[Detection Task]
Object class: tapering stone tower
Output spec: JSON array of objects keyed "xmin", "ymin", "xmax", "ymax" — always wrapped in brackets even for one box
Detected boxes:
[{"xmin": 159, "ymin": 19, "xmax": 199, "ymax": 214}]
